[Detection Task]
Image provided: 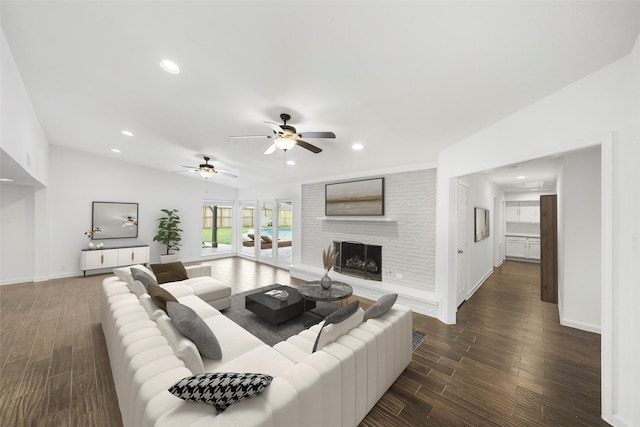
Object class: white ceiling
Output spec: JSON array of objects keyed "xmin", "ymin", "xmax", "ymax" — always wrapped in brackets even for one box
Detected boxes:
[
  {"xmin": 2, "ymin": 1, "xmax": 640, "ymax": 189},
  {"xmin": 481, "ymin": 155, "xmax": 565, "ymax": 192}
]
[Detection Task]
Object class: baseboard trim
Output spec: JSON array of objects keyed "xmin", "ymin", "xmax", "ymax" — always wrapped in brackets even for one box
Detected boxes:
[
  {"xmin": 467, "ymin": 268, "xmax": 493, "ymax": 299},
  {"xmin": 560, "ymin": 317, "xmax": 601, "ymax": 334}
]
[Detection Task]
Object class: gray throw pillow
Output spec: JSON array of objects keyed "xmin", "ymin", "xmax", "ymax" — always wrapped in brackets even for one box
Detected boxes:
[
  {"xmin": 312, "ymin": 300, "xmax": 359, "ymax": 352},
  {"xmin": 168, "ymin": 372, "xmax": 272, "ymax": 412},
  {"xmin": 363, "ymin": 293, "xmax": 398, "ymax": 322},
  {"xmin": 148, "ymin": 284, "xmax": 178, "ymax": 312},
  {"xmin": 166, "ymin": 301, "xmax": 222, "ymax": 360},
  {"xmin": 131, "ymin": 267, "xmax": 157, "ymax": 290}
]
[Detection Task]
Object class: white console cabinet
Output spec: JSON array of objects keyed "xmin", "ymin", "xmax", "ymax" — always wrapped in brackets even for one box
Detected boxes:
[{"xmin": 80, "ymin": 245, "xmax": 149, "ymax": 276}]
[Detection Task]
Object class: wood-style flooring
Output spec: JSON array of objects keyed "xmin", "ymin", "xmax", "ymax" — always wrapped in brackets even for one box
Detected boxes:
[{"xmin": 0, "ymin": 258, "xmax": 607, "ymax": 426}]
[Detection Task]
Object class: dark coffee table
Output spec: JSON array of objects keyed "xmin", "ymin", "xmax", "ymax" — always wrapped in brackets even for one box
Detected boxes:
[{"xmin": 244, "ymin": 285, "xmax": 316, "ymax": 325}]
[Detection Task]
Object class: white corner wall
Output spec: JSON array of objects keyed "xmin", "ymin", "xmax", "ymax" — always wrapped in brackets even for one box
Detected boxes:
[
  {"xmin": 436, "ymin": 33, "xmax": 640, "ymax": 427},
  {"xmin": 48, "ymin": 145, "xmax": 237, "ymax": 279},
  {"xmin": 0, "ymin": 29, "xmax": 48, "ymax": 186},
  {"xmin": 557, "ymin": 148, "xmax": 601, "ymax": 332}
]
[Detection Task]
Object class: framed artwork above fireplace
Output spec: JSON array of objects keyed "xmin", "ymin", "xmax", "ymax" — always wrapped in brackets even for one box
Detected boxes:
[{"xmin": 325, "ymin": 177, "xmax": 384, "ymax": 216}]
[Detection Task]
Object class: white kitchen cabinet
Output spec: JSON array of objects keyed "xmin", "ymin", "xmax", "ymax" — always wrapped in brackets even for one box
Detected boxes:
[
  {"xmin": 506, "ymin": 237, "xmax": 528, "ymax": 258},
  {"xmin": 81, "ymin": 245, "xmax": 149, "ymax": 276},
  {"xmin": 506, "ymin": 236, "xmax": 540, "ymax": 261},
  {"xmin": 505, "ymin": 201, "xmax": 540, "ymax": 223},
  {"xmin": 527, "ymin": 238, "xmax": 541, "ymax": 260}
]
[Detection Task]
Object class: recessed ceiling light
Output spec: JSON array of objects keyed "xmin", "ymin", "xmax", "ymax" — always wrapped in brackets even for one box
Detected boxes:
[
  {"xmin": 121, "ymin": 130, "xmax": 134, "ymax": 137},
  {"xmin": 111, "ymin": 148, "xmax": 121, "ymax": 153},
  {"xmin": 286, "ymin": 160, "xmax": 296, "ymax": 166},
  {"xmin": 0, "ymin": 178, "xmax": 14, "ymax": 182},
  {"xmin": 352, "ymin": 143, "xmax": 364, "ymax": 151},
  {"xmin": 160, "ymin": 59, "xmax": 180, "ymax": 74},
  {"xmin": 516, "ymin": 175, "xmax": 526, "ymax": 179}
]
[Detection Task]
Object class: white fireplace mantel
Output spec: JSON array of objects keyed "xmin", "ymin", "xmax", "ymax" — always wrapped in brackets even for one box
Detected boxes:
[{"xmin": 316, "ymin": 216, "xmax": 396, "ymax": 222}]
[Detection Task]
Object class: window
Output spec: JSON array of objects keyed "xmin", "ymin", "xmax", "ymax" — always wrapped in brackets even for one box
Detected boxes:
[{"xmin": 202, "ymin": 201, "xmax": 233, "ymax": 255}]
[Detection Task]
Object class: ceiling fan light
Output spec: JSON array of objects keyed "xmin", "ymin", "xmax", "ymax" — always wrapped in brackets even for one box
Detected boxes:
[
  {"xmin": 199, "ymin": 167, "xmax": 215, "ymax": 178},
  {"xmin": 275, "ymin": 137, "xmax": 296, "ymax": 151}
]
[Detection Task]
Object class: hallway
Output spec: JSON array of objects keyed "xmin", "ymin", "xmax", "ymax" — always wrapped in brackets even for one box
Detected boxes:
[{"xmin": 363, "ymin": 260, "xmax": 606, "ymax": 426}]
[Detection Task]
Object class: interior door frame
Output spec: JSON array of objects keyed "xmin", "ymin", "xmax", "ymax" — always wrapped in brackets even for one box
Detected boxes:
[{"xmin": 456, "ymin": 181, "xmax": 469, "ymax": 307}]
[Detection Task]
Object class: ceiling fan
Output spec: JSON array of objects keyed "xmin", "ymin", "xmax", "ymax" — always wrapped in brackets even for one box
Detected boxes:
[
  {"xmin": 231, "ymin": 113, "xmax": 336, "ymax": 154},
  {"xmin": 179, "ymin": 156, "xmax": 237, "ymax": 179}
]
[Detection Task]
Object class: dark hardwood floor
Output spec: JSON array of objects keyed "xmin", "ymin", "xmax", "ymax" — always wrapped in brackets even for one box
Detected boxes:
[{"xmin": 0, "ymin": 258, "xmax": 607, "ymax": 426}]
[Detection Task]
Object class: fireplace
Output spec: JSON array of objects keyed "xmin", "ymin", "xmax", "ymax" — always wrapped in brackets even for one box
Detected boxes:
[{"xmin": 333, "ymin": 241, "xmax": 382, "ymax": 281}]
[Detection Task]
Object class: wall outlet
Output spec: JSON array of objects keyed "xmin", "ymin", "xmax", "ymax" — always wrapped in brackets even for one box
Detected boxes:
[{"xmin": 395, "ymin": 273, "xmax": 403, "ymax": 279}]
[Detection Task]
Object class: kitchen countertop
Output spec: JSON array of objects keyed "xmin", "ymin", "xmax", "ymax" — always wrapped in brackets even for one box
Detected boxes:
[{"xmin": 505, "ymin": 233, "xmax": 540, "ymax": 238}]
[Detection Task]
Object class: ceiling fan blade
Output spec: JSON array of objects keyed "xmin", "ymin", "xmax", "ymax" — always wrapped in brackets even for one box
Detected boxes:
[
  {"xmin": 229, "ymin": 135, "xmax": 273, "ymax": 139},
  {"xmin": 298, "ymin": 131, "xmax": 336, "ymax": 139},
  {"xmin": 296, "ymin": 139, "xmax": 323, "ymax": 154},
  {"xmin": 264, "ymin": 121, "xmax": 284, "ymax": 134},
  {"xmin": 181, "ymin": 165, "xmax": 198, "ymax": 169},
  {"xmin": 264, "ymin": 142, "xmax": 278, "ymax": 155},
  {"xmin": 216, "ymin": 170, "xmax": 238, "ymax": 178}
]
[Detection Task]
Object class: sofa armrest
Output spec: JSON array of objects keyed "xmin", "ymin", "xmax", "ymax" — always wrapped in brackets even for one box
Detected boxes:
[{"xmin": 185, "ymin": 264, "xmax": 211, "ymax": 278}]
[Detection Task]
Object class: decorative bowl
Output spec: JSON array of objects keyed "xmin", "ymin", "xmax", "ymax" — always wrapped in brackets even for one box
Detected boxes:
[{"xmin": 276, "ymin": 290, "xmax": 289, "ymax": 301}]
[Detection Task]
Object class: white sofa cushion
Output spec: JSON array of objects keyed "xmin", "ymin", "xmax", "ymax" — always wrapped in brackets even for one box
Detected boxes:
[
  {"xmin": 139, "ymin": 294, "xmax": 164, "ymax": 320},
  {"xmin": 129, "ymin": 280, "xmax": 147, "ymax": 297},
  {"xmin": 313, "ymin": 308, "xmax": 365, "ymax": 352},
  {"xmin": 214, "ymin": 345, "xmax": 294, "ymax": 377},
  {"xmin": 114, "ymin": 264, "xmax": 156, "ymax": 285},
  {"xmin": 200, "ymin": 315, "xmax": 265, "ymax": 373},
  {"xmin": 156, "ymin": 315, "xmax": 205, "ymax": 374}
]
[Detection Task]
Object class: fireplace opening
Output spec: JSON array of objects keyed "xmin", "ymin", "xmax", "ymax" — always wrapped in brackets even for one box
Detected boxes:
[{"xmin": 333, "ymin": 241, "xmax": 382, "ymax": 281}]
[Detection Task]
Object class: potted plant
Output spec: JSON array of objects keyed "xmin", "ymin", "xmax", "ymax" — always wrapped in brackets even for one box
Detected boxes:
[{"xmin": 153, "ymin": 208, "xmax": 183, "ymax": 263}]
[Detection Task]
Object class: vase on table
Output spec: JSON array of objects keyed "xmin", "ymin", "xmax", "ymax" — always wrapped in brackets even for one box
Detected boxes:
[
  {"xmin": 320, "ymin": 274, "xmax": 332, "ymax": 290},
  {"xmin": 88, "ymin": 241, "xmax": 95, "ymax": 250}
]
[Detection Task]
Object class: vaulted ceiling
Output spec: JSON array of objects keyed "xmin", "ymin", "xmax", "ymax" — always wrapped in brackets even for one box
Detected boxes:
[{"xmin": 2, "ymin": 1, "xmax": 640, "ymax": 189}]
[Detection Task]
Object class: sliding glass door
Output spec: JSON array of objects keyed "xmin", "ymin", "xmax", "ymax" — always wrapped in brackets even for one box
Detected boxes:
[
  {"xmin": 276, "ymin": 200, "xmax": 293, "ymax": 266},
  {"xmin": 201, "ymin": 201, "xmax": 233, "ymax": 256},
  {"xmin": 238, "ymin": 199, "xmax": 293, "ymax": 268},
  {"xmin": 239, "ymin": 201, "xmax": 256, "ymax": 258}
]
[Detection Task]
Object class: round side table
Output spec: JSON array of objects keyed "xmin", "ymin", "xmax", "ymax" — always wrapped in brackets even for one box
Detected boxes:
[{"xmin": 297, "ymin": 281, "xmax": 353, "ymax": 303}]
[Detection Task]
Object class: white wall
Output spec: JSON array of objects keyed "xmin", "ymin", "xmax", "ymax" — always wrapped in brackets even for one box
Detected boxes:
[
  {"xmin": 610, "ymin": 32, "xmax": 640, "ymax": 427},
  {"xmin": 48, "ymin": 145, "xmax": 237, "ymax": 278},
  {"xmin": 0, "ymin": 184, "xmax": 34, "ymax": 284},
  {"xmin": 465, "ymin": 173, "xmax": 499, "ymax": 296},
  {"xmin": 436, "ymin": 33, "xmax": 640, "ymax": 426},
  {"xmin": 558, "ymin": 148, "xmax": 601, "ymax": 332},
  {"xmin": 0, "ymin": 29, "xmax": 48, "ymax": 186}
]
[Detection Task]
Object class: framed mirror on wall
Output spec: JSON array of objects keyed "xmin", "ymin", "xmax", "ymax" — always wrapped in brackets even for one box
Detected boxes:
[{"xmin": 92, "ymin": 201, "xmax": 139, "ymax": 239}]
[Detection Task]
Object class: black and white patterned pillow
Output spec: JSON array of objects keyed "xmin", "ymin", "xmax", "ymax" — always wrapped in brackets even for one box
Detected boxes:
[{"xmin": 168, "ymin": 372, "xmax": 273, "ymax": 412}]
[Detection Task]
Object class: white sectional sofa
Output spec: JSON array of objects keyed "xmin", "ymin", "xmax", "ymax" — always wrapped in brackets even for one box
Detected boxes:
[
  {"xmin": 101, "ymin": 272, "xmax": 412, "ymax": 427},
  {"xmin": 113, "ymin": 263, "xmax": 232, "ymax": 310}
]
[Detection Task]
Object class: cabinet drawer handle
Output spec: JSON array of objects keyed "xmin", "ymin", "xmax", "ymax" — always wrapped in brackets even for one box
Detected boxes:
[
  {"xmin": 131, "ymin": 252, "xmax": 135, "ymax": 261},
  {"xmin": 101, "ymin": 254, "xmax": 104, "ymax": 264}
]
